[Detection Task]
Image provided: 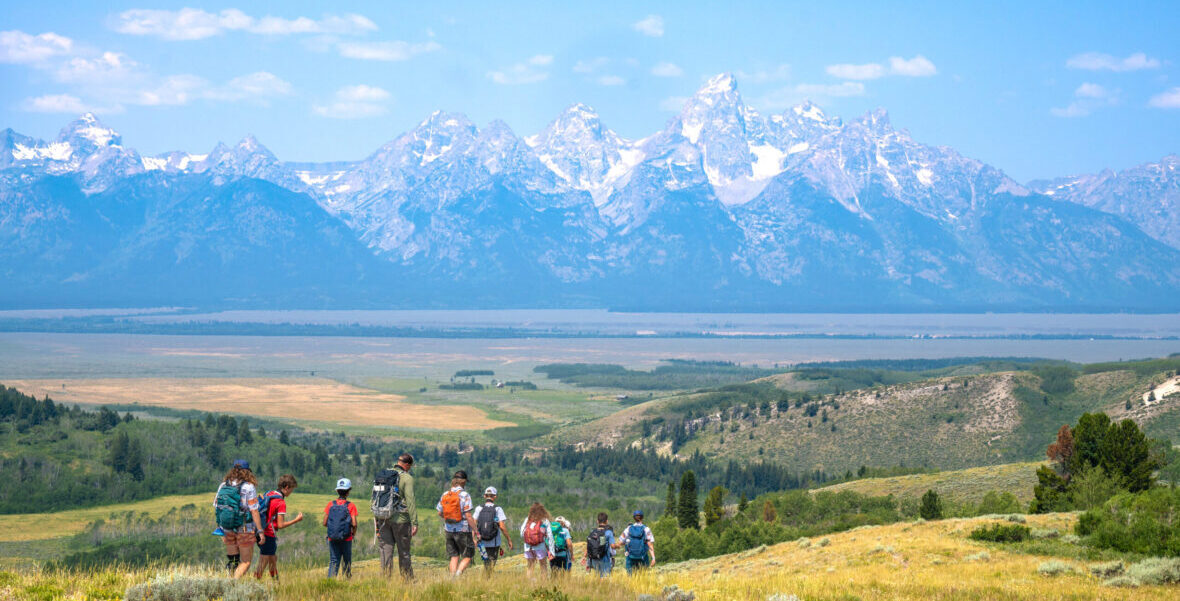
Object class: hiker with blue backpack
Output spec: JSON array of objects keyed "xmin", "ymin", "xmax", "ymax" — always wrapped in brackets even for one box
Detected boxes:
[
  {"xmin": 582, "ymin": 512, "xmax": 616, "ymax": 577},
  {"xmin": 253, "ymin": 474, "xmax": 304, "ymax": 581},
  {"xmin": 323, "ymin": 478, "xmax": 359, "ymax": 578},
  {"xmin": 213, "ymin": 459, "xmax": 266, "ymax": 579},
  {"xmin": 619, "ymin": 510, "xmax": 656, "ymax": 574}
]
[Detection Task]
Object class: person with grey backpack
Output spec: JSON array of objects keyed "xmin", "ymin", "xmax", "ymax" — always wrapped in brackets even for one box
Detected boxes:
[{"xmin": 372, "ymin": 453, "xmax": 418, "ymax": 580}]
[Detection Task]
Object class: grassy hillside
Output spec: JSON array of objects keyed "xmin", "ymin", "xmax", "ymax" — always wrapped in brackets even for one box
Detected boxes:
[
  {"xmin": 6, "ymin": 513, "xmax": 1177, "ymax": 601},
  {"xmin": 563, "ymin": 357, "xmax": 1180, "ymax": 475},
  {"xmin": 813, "ymin": 461, "xmax": 1043, "ymax": 505}
]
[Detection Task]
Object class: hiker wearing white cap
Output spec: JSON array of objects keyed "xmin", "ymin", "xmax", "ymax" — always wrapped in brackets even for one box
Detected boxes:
[
  {"xmin": 472, "ymin": 486, "xmax": 513, "ymax": 574},
  {"xmin": 323, "ymin": 477, "xmax": 358, "ymax": 578},
  {"xmin": 549, "ymin": 516, "xmax": 574, "ymax": 572}
]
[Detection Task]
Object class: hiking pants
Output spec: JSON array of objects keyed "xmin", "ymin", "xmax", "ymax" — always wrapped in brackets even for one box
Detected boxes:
[
  {"xmin": 377, "ymin": 519, "xmax": 414, "ymax": 579},
  {"xmin": 327, "ymin": 539, "xmax": 352, "ymax": 578},
  {"xmin": 625, "ymin": 555, "xmax": 649, "ymax": 574},
  {"xmin": 589, "ymin": 557, "xmax": 613, "ymax": 576}
]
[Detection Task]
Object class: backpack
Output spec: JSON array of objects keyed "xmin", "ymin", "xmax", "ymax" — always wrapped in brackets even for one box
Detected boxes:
[
  {"xmin": 586, "ymin": 527, "xmax": 609, "ymax": 560},
  {"xmin": 326, "ymin": 500, "xmax": 353, "ymax": 541},
  {"xmin": 625, "ymin": 524, "xmax": 648, "ymax": 559},
  {"xmin": 476, "ymin": 504, "xmax": 500, "ymax": 541},
  {"xmin": 214, "ymin": 481, "xmax": 246, "ymax": 530},
  {"xmin": 550, "ymin": 522, "xmax": 568, "ymax": 553},
  {"xmin": 523, "ymin": 520, "xmax": 545, "ymax": 546},
  {"xmin": 440, "ymin": 489, "xmax": 464, "ymax": 524},
  {"xmin": 258, "ymin": 490, "xmax": 284, "ymax": 532},
  {"xmin": 371, "ymin": 468, "xmax": 403, "ymax": 520}
]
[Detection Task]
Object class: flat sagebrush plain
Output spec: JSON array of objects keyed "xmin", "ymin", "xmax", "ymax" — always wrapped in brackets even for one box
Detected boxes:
[
  {"xmin": 4, "ymin": 378, "xmax": 512, "ymax": 430},
  {"xmin": 6, "ymin": 513, "xmax": 1177, "ymax": 600}
]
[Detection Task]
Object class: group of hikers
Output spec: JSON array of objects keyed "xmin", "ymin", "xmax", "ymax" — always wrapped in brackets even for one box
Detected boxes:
[{"xmin": 212, "ymin": 454, "xmax": 656, "ymax": 580}]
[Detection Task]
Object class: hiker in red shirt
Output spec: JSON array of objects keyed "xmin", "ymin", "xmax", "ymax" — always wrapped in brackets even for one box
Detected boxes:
[{"xmin": 253, "ymin": 474, "xmax": 304, "ymax": 580}]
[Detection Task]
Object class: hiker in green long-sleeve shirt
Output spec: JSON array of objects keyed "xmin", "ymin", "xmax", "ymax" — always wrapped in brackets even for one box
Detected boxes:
[{"xmin": 374, "ymin": 453, "xmax": 418, "ymax": 579}]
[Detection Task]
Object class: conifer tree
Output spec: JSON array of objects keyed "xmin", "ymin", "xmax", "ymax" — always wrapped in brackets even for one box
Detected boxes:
[{"xmin": 677, "ymin": 470, "xmax": 699, "ymax": 529}]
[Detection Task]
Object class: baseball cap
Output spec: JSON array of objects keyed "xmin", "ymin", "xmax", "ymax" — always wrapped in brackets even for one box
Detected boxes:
[
  {"xmin": 484, "ymin": 486, "xmax": 498, "ymax": 496},
  {"xmin": 336, "ymin": 477, "xmax": 352, "ymax": 490},
  {"xmin": 233, "ymin": 459, "xmax": 250, "ymax": 470},
  {"xmin": 453, "ymin": 470, "xmax": 468, "ymax": 480},
  {"xmin": 633, "ymin": 509, "xmax": 644, "ymax": 517}
]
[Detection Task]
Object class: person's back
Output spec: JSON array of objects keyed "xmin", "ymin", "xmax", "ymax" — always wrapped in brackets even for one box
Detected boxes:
[
  {"xmin": 549, "ymin": 517, "xmax": 573, "ymax": 571},
  {"xmin": 374, "ymin": 454, "xmax": 418, "ymax": 580},
  {"xmin": 584, "ymin": 512, "xmax": 616, "ymax": 577},
  {"xmin": 622, "ymin": 510, "xmax": 654, "ymax": 575},
  {"xmin": 473, "ymin": 486, "xmax": 512, "ymax": 573},
  {"xmin": 323, "ymin": 479, "xmax": 357, "ymax": 578}
]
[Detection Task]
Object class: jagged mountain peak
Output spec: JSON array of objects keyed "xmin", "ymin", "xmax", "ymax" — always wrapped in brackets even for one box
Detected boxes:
[
  {"xmin": 58, "ymin": 112, "xmax": 121, "ymax": 148},
  {"xmin": 699, "ymin": 72, "xmax": 738, "ymax": 96}
]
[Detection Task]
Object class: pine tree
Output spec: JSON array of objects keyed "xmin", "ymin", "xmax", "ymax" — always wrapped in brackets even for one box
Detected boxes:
[
  {"xmin": 703, "ymin": 486, "xmax": 727, "ymax": 526},
  {"xmin": 677, "ymin": 470, "xmax": 699, "ymax": 529},
  {"xmin": 919, "ymin": 489, "xmax": 943, "ymax": 520},
  {"xmin": 279, "ymin": 429, "xmax": 290, "ymax": 445},
  {"xmin": 108, "ymin": 431, "xmax": 130, "ymax": 473},
  {"xmin": 664, "ymin": 481, "xmax": 678, "ymax": 516},
  {"xmin": 761, "ymin": 499, "xmax": 777, "ymax": 523},
  {"xmin": 738, "ymin": 492, "xmax": 748, "ymax": 513}
]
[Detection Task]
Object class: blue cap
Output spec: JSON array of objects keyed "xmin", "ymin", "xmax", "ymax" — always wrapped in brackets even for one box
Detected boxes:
[
  {"xmin": 633, "ymin": 509, "xmax": 644, "ymax": 517},
  {"xmin": 233, "ymin": 459, "xmax": 250, "ymax": 470},
  {"xmin": 336, "ymin": 477, "xmax": 352, "ymax": 490}
]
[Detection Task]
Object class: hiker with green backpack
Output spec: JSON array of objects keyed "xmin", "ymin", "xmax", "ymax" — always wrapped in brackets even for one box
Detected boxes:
[
  {"xmin": 213, "ymin": 459, "xmax": 266, "ymax": 579},
  {"xmin": 548, "ymin": 516, "xmax": 573, "ymax": 573}
]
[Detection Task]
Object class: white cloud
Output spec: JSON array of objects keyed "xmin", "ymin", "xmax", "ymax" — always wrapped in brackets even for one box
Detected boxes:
[
  {"xmin": 488, "ymin": 57, "xmax": 550, "ymax": 85},
  {"xmin": 573, "ymin": 57, "xmax": 608, "ymax": 74},
  {"xmin": 826, "ymin": 62, "xmax": 885, "ymax": 80},
  {"xmin": 597, "ymin": 75, "xmax": 625, "ymax": 86},
  {"xmin": 22, "ymin": 93, "xmax": 90, "ymax": 113},
  {"xmin": 651, "ymin": 62, "xmax": 683, "ymax": 77},
  {"xmin": 135, "ymin": 74, "xmax": 206, "ymax": 106},
  {"xmin": 337, "ymin": 40, "xmax": 440, "ymax": 61},
  {"xmin": 314, "ymin": 84, "xmax": 391, "ymax": 119},
  {"xmin": 55, "ymin": 52, "xmax": 139, "ymax": 84},
  {"xmin": 1051, "ymin": 82, "xmax": 1118, "ymax": 117},
  {"xmin": 206, "ymin": 71, "xmax": 293, "ymax": 104},
  {"xmin": 756, "ymin": 82, "xmax": 864, "ymax": 110},
  {"xmin": 735, "ymin": 64, "xmax": 791, "ymax": 84},
  {"xmin": 0, "ymin": 30, "xmax": 73, "ymax": 64},
  {"xmin": 888, "ymin": 55, "xmax": 937, "ymax": 77},
  {"xmin": 528, "ymin": 54, "xmax": 554, "ymax": 66},
  {"xmin": 659, "ymin": 96, "xmax": 688, "ymax": 112},
  {"xmin": 633, "ymin": 15, "xmax": 664, "ymax": 37},
  {"xmin": 1067, "ymin": 51, "xmax": 1160, "ymax": 72},
  {"xmin": 111, "ymin": 8, "xmax": 377, "ymax": 40},
  {"xmin": 1149, "ymin": 87, "xmax": 1180, "ymax": 109}
]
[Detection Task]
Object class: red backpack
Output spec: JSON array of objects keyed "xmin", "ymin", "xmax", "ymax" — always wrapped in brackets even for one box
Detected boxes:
[{"xmin": 524, "ymin": 520, "xmax": 545, "ymax": 545}]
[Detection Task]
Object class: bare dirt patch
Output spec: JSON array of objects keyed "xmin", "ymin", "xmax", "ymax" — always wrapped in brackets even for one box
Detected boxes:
[{"xmin": 4, "ymin": 377, "xmax": 512, "ymax": 430}]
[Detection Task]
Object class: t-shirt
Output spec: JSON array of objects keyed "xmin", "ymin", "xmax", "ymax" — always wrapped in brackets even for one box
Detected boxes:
[
  {"xmin": 551, "ymin": 524, "xmax": 573, "ymax": 557},
  {"xmin": 214, "ymin": 480, "xmax": 259, "ymax": 530},
  {"xmin": 472, "ymin": 503, "xmax": 508, "ymax": 548},
  {"xmin": 436, "ymin": 487, "xmax": 474, "ymax": 533},
  {"xmin": 261, "ymin": 492, "xmax": 286, "ymax": 537},
  {"xmin": 520, "ymin": 519, "xmax": 555, "ymax": 556},
  {"xmin": 324, "ymin": 499, "xmax": 358, "ymax": 541}
]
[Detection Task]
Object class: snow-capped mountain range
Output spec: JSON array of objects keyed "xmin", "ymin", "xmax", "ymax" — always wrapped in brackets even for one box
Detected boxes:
[{"xmin": 2, "ymin": 74, "xmax": 1178, "ymax": 310}]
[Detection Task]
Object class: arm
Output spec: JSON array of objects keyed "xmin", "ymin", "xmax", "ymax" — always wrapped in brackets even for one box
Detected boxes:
[
  {"xmin": 276, "ymin": 511, "xmax": 304, "ymax": 529},
  {"xmin": 403, "ymin": 473, "xmax": 418, "ymax": 531},
  {"xmin": 545, "ymin": 523, "xmax": 555, "ymax": 557},
  {"xmin": 498, "ymin": 517, "xmax": 513, "ymax": 549}
]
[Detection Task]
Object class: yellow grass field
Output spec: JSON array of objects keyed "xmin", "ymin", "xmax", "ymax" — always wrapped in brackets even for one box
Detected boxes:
[
  {"xmin": 3, "ymin": 378, "xmax": 513, "ymax": 430},
  {"xmin": 813, "ymin": 461, "xmax": 1044, "ymax": 505},
  {"xmin": 5, "ymin": 513, "xmax": 1177, "ymax": 600}
]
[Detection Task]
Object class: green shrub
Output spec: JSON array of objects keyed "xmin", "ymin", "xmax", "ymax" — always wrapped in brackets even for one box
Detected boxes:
[
  {"xmin": 1037, "ymin": 560, "xmax": 1074, "ymax": 576},
  {"xmin": 1076, "ymin": 488, "xmax": 1180, "ymax": 556},
  {"xmin": 1125, "ymin": 557, "xmax": 1180, "ymax": 585},
  {"xmin": 1089, "ymin": 561, "xmax": 1124, "ymax": 578},
  {"xmin": 124, "ymin": 573, "xmax": 271, "ymax": 601},
  {"xmin": 1030, "ymin": 528, "xmax": 1059, "ymax": 539},
  {"xmin": 964, "ymin": 551, "xmax": 990, "ymax": 561},
  {"xmin": 968, "ymin": 523, "xmax": 1031, "ymax": 543}
]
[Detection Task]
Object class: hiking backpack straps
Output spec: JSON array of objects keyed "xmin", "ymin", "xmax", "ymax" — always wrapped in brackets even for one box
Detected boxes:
[
  {"xmin": 626, "ymin": 523, "xmax": 648, "ymax": 559},
  {"xmin": 523, "ymin": 520, "xmax": 545, "ymax": 545},
  {"xmin": 326, "ymin": 500, "xmax": 352, "ymax": 541},
  {"xmin": 258, "ymin": 490, "xmax": 283, "ymax": 532},
  {"xmin": 214, "ymin": 481, "xmax": 246, "ymax": 530},
  {"xmin": 371, "ymin": 468, "xmax": 403, "ymax": 520},
  {"xmin": 477, "ymin": 504, "xmax": 500, "ymax": 541},
  {"xmin": 440, "ymin": 489, "xmax": 463, "ymax": 524},
  {"xmin": 586, "ymin": 527, "xmax": 607, "ymax": 560}
]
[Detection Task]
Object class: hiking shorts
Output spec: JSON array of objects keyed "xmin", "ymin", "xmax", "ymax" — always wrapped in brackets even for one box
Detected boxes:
[
  {"xmin": 258, "ymin": 535, "xmax": 277, "ymax": 556},
  {"xmin": 445, "ymin": 531, "xmax": 475, "ymax": 559},
  {"xmin": 523, "ymin": 545, "xmax": 548, "ymax": 560}
]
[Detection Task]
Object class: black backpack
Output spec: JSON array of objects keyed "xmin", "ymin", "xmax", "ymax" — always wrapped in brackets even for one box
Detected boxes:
[
  {"xmin": 477, "ymin": 503, "xmax": 500, "ymax": 541},
  {"xmin": 371, "ymin": 468, "xmax": 403, "ymax": 520},
  {"xmin": 586, "ymin": 526, "xmax": 610, "ymax": 560}
]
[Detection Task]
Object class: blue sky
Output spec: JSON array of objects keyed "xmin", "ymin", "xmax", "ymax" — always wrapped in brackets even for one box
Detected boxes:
[{"xmin": 2, "ymin": 0, "xmax": 1177, "ymax": 181}]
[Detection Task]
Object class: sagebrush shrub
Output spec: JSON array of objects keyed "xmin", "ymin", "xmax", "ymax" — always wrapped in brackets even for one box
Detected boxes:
[
  {"xmin": 1089, "ymin": 561, "xmax": 1124, "ymax": 578},
  {"xmin": 968, "ymin": 523, "xmax": 1030, "ymax": 543},
  {"xmin": 1125, "ymin": 557, "xmax": 1180, "ymax": 586},
  {"xmin": 1037, "ymin": 560, "xmax": 1073, "ymax": 576},
  {"xmin": 124, "ymin": 573, "xmax": 270, "ymax": 601}
]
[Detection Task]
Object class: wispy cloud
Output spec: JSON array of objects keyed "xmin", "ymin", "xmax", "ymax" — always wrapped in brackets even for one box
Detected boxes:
[
  {"xmin": 0, "ymin": 30, "xmax": 73, "ymax": 64},
  {"xmin": 22, "ymin": 93, "xmax": 91, "ymax": 113},
  {"xmin": 826, "ymin": 55, "xmax": 936, "ymax": 80},
  {"xmin": 1066, "ymin": 52, "xmax": 1160, "ymax": 72},
  {"xmin": 1051, "ymin": 82, "xmax": 1118, "ymax": 117},
  {"xmin": 756, "ymin": 82, "xmax": 864, "ymax": 110},
  {"xmin": 597, "ymin": 75, "xmax": 625, "ymax": 86},
  {"xmin": 888, "ymin": 55, "xmax": 937, "ymax": 77},
  {"xmin": 313, "ymin": 84, "xmax": 391, "ymax": 118},
  {"xmin": 206, "ymin": 72, "xmax": 293, "ymax": 103},
  {"xmin": 825, "ymin": 62, "xmax": 884, "ymax": 80},
  {"xmin": 488, "ymin": 55, "xmax": 552, "ymax": 85},
  {"xmin": 111, "ymin": 8, "xmax": 377, "ymax": 40},
  {"xmin": 651, "ymin": 62, "xmax": 683, "ymax": 77},
  {"xmin": 633, "ymin": 15, "xmax": 664, "ymax": 37},
  {"xmin": 1149, "ymin": 87, "xmax": 1180, "ymax": 109},
  {"xmin": 337, "ymin": 40, "xmax": 440, "ymax": 61},
  {"xmin": 573, "ymin": 57, "xmax": 608, "ymax": 74}
]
